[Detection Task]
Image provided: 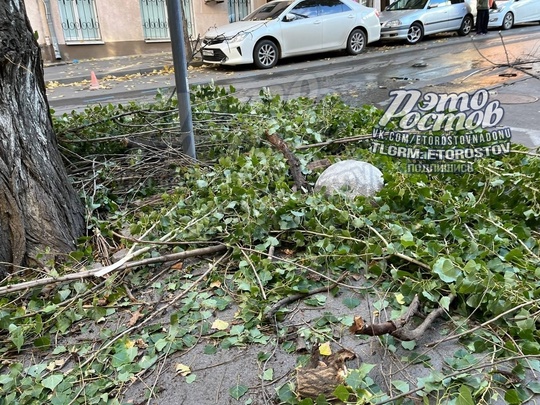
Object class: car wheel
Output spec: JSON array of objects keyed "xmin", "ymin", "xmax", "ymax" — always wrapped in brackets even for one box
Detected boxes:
[
  {"xmin": 406, "ymin": 23, "xmax": 423, "ymax": 44},
  {"xmin": 502, "ymin": 12, "xmax": 514, "ymax": 30},
  {"xmin": 346, "ymin": 28, "xmax": 366, "ymax": 55},
  {"xmin": 253, "ymin": 40, "xmax": 278, "ymax": 69},
  {"xmin": 458, "ymin": 15, "xmax": 473, "ymax": 36}
]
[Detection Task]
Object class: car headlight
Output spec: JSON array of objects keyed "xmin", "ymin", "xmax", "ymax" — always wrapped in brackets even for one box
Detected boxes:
[
  {"xmin": 382, "ymin": 19, "xmax": 401, "ymax": 28},
  {"xmin": 226, "ymin": 32, "xmax": 248, "ymax": 43}
]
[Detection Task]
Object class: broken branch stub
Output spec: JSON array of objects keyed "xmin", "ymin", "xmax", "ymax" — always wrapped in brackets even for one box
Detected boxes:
[{"xmin": 350, "ymin": 295, "xmax": 453, "ymax": 341}]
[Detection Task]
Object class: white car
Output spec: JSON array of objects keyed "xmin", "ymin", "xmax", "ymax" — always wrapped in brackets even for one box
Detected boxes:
[
  {"xmin": 201, "ymin": 0, "xmax": 381, "ymax": 69},
  {"xmin": 489, "ymin": 0, "xmax": 540, "ymax": 30},
  {"xmin": 379, "ymin": 0, "xmax": 474, "ymax": 44}
]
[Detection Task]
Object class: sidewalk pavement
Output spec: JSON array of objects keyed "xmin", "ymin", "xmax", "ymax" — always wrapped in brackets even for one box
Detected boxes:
[{"xmin": 43, "ymin": 52, "xmax": 178, "ymax": 85}]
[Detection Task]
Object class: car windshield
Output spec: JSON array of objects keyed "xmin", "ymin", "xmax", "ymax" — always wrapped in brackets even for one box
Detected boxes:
[
  {"xmin": 243, "ymin": 1, "xmax": 293, "ymax": 21},
  {"xmin": 387, "ymin": 0, "xmax": 428, "ymax": 10}
]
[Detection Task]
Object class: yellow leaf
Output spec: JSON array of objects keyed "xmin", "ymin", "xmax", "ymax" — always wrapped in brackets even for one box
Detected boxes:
[
  {"xmin": 319, "ymin": 342, "xmax": 332, "ymax": 356},
  {"xmin": 125, "ymin": 339, "xmax": 135, "ymax": 349},
  {"xmin": 395, "ymin": 293, "xmax": 406, "ymax": 305},
  {"xmin": 211, "ymin": 319, "xmax": 229, "ymax": 330},
  {"xmin": 175, "ymin": 363, "xmax": 191, "ymax": 376}
]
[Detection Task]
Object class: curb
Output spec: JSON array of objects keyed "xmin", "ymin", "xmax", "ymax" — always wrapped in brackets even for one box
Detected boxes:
[{"xmin": 45, "ymin": 56, "xmax": 205, "ymax": 85}]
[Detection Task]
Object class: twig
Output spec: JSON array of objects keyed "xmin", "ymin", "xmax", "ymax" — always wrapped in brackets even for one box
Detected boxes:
[
  {"xmin": 0, "ymin": 244, "xmax": 227, "ymax": 296},
  {"xmin": 426, "ymin": 298, "xmax": 540, "ymax": 347},
  {"xmin": 263, "ymin": 273, "xmax": 347, "ymax": 321},
  {"xmin": 240, "ymin": 247, "xmax": 267, "ymax": 300},
  {"xmin": 239, "ymin": 246, "xmax": 374, "ymax": 291},
  {"xmin": 477, "ymin": 214, "xmax": 540, "ymax": 261},
  {"xmin": 295, "ymin": 134, "xmax": 372, "ymax": 150},
  {"xmin": 367, "ymin": 225, "xmax": 431, "ymax": 270}
]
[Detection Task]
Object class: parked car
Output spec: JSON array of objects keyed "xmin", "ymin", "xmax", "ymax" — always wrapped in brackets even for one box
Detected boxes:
[
  {"xmin": 201, "ymin": 0, "xmax": 381, "ymax": 69},
  {"xmin": 489, "ymin": 0, "xmax": 540, "ymax": 30},
  {"xmin": 379, "ymin": 0, "xmax": 474, "ymax": 44}
]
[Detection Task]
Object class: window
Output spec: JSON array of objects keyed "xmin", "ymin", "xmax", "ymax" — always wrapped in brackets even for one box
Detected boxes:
[
  {"xmin": 57, "ymin": 0, "xmax": 101, "ymax": 42},
  {"xmin": 228, "ymin": 0, "xmax": 251, "ymax": 22},
  {"xmin": 140, "ymin": 0, "xmax": 170, "ymax": 40},
  {"xmin": 429, "ymin": 0, "xmax": 450, "ymax": 6},
  {"xmin": 319, "ymin": 0, "xmax": 351, "ymax": 15},
  {"xmin": 290, "ymin": 0, "xmax": 320, "ymax": 18},
  {"xmin": 139, "ymin": 0, "xmax": 195, "ymax": 41}
]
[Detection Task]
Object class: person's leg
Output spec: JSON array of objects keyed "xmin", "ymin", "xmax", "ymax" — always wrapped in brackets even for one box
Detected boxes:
[
  {"xmin": 476, "ymin": 10, "xmax": 484, "ymax": 34},
  {"xmin": 477, "ymin": 10, "xmax": 488, "ymax": 34},
  {"xmin": 482, "ymin": 9, "xmax": 489, "ymax": 33}
]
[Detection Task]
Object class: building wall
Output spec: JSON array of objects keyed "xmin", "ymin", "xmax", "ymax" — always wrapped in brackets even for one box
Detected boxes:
[{"xmin": 25, "ymin": 0, "xmax": 353, "ymax": 62}]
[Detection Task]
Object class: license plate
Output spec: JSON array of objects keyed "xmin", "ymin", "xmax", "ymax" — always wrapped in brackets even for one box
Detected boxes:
[{"xmin": 202, "ymin": 49, "xmax": 214, "ymax": 57}]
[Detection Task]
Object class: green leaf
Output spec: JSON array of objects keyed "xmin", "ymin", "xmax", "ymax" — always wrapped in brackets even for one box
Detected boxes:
[
  {"xmin": 504, "ymin": 389, "xmax": 521, "ymax": 405},
  {"xmin": 528, "ymin": 381, "xmax": 540, "ymax": 394},
  {"xmin": 261, "ymin": 368, "xmax": 273, "ymax": 381},
  {"xmin": 8, "ymin": 324, "xmax": 24, "ymax": 351},
  {"xmin": 111, "ymin": 346, "xmax": 137, "ymax": 367},
  {"xmin": 456, "ymin": 385, "xmax": 474, "ymax": 405},
  {"xmin": 439, "ymin": 296, "xmax": 451, "ymax": 311},
  {"xmin": 345, "ymin": 364, "xmax": 375, "ymax": 389},
  {"xmin": 401, "ymin": 340, "xmax": 416, "ymax": 350},
  {"xmin": 391, "ymin": 380, "xmax": 409, "ymax": 394},
  {"xmin": 400, "ymin": 231, "xmax": 416, "ymax": 247},
  {"xmin": 42, "ymin": 374, "xmax": 63, "ymax": 391},
  {"xmin": 277, "ymin": 383, "xmax": 297, "ymax": 402},
  {"xmin": 333, "ymin": 384, "xmax": 350, "ymax": 401},
  {"xmin": 230, "ymin": 383, "xmax": 249, "ymax": 400},
  {"xmin": 204, "ymin": 345, "xmax": 218, "ymax": 355},
  {"xmin": 342, "ymin": 296, "xmax": 361, "ymax": 309},
  {"xmin": 433, "ymin": 258, "xmax": 461, "ymax": 283},
  {"xmin": 138, "ymin": 355, "xmax": 158, "ymax": 369},
  {"xmin": 34, "ymin": 335, "xmax": 51, "ymax": 349},
  {"xmin": 155, "ymin": 338, "xmax": 169, "ymax": 352},
  {"xmin": 186, "ymin": 374, "xmax": 197, "ymax": 384}
]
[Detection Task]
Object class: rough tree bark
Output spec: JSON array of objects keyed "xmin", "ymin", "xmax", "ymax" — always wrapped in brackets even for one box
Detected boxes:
[{"xmin": 0, "ymin": 0, "xmax": 85, "ymax": 276}]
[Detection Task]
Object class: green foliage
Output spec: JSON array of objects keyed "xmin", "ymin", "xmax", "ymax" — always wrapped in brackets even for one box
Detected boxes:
[{"xmin": 1, "ymin": 84, "xmax": 540, "ymax": 404}]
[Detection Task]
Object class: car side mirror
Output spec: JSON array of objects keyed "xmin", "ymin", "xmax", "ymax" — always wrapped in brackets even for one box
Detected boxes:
[{"xmin": 284, "ymin": 13, "xmax": 296, "ymax": 21}]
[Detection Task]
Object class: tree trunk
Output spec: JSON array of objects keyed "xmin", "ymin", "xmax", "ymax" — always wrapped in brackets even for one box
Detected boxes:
[{"xmin": 0, "ymin": 0, "xmax": 85, "ymax": 276}]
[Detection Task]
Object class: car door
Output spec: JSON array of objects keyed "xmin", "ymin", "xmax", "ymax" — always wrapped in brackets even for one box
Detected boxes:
[
  {"xmin": 279, "ymin": 0, "xmax": 323, "ymax": 56},
  {"xmin": 319, "ymin": 0, "xmax": 356, "ymax": 50},
  {"xmin": 423, "ymin": 0, "xmax": 451, "ymax": 34},
  {"xmin": 512, "ymin": 0, "xmax": 540, "ymax": 24},
  {"xmin": 447, "ymin": 0, "xmax": 469, "ymax": 29}
]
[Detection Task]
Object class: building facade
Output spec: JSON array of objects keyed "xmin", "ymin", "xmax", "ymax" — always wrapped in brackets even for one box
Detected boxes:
[{"xmin": 25, "ymin": 0, "xmax": 382, "ymax": 63}]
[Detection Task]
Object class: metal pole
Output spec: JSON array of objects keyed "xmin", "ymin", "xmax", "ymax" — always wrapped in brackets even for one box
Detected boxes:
[{"xmin": 166, "ymin": 0, "xmax": 196, "ymax": 159}]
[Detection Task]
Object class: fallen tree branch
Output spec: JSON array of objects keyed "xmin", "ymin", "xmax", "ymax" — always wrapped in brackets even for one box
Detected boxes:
[
  {"xmin": 295, "ymin": 134, "xmax": 372, "ymax": 150},
  {"xmin": 263, "ymin": 273, "xmax": 348, "ymax": 321},
  {"xmin": 350, "ymin": 295, "xmax": 453, "ymax": 341},
  {"xmin": 0, "ymin": 244, "xmax": 227, "ymax": 296},
  {"xmin": 265, "ymin": 130, "xmax": 309, "ymax": 192}
]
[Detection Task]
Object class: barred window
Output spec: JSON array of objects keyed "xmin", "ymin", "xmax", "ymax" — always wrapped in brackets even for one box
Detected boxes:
[
  {"xmin": 139, "ymin": 0, "xmax": 195, "ymax": 41},
  {"xmin": 228, "ymin": 0, "xmax": 251, "ymax": 22},
  {"xmin": 58, "ymin": 0, "xmax": 101, "ymax": 42}
]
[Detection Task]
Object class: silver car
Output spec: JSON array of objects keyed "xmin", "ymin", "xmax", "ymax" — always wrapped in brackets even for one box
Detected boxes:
[{"xmin": 379, "ymin": 0, "xmax": 474, "ymax": 44}]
